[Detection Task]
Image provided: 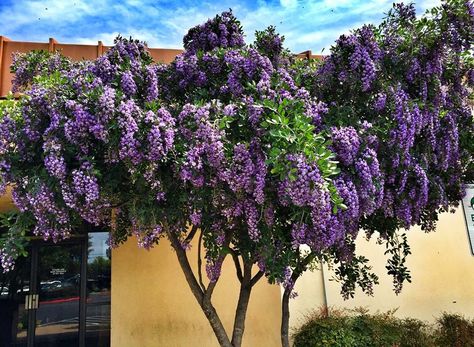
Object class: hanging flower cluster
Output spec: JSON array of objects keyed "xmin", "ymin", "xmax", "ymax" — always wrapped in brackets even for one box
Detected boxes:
[{"xmin": 0, "ymin": 3, "xmax": 473, "ymax": 298}]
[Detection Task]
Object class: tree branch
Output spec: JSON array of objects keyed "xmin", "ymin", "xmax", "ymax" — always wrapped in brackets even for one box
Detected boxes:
[
  {"xmin": 281, "ymin": 287, "xmax": 292, "ymax": 347},
  {"xmin": 292, "ymin": 253, "xmax": 316, "ymax": 281},
  {"xmin": 281, "ymin": 252, "xmax": 317, "ymax": 347},
  {"xmin": 166, "ymin": 228, "xmax": 204, "ymax": 300},
  {"xmin": 205, "ymin": 278, "xmax": 219, "ymax": 300},
  {"xmin": 110, "ymin": 199, "xmax": 130, "ymax": 209},
  {"xmin": 229, "ymin": 248, "xmax": 244, "ymax": 283},
  {"xmin": 205, "ymin": 249, "xmax": 230, "ymax": 300},
  {"xmin": 198, "ymin": 229, "xmax": 206, "ymax": 292},
  {"xmin": 165, "ymin": 227, "xmax": 232, "ymax": 347},
  {"xmin": 185, "ymin": 224, "xmax": 199, "ymax": 244},
  {"xmin": 250, "ymin": 270, "xmax": 264, "ymax": 287},
  {"xmin": 204, "ymin": 234, "xmax": 232, "ymax": 300}
]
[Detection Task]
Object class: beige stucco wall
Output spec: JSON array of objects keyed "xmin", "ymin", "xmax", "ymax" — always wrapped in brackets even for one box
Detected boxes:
[
  {"xmin": 111, "ymin": 237, "xmax": 282, "ymax": 347},
  {"xmin": 291, "ymin": 208, "xmax": 474, "ymax": 329},
  {"xmin": 288, "ymin": 249, "xmax": 327, "ymax": 331}
]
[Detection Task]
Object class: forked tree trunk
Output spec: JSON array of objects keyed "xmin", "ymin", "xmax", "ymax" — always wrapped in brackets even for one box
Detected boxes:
[{"xmin": 168, "ymin": 229, "xmax": 261, "ymax": 347}]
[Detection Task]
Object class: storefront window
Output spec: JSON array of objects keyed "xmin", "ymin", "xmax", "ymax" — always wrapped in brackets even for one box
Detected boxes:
[{"xmin": 86, "ymin": 232, "xmax": 111, "ymax": 347}]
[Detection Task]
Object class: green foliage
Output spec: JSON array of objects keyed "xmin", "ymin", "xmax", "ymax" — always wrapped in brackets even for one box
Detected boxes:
[
  {"xmin": 260, "ymin": 98, "xmax": 343, "ymax": 210},
  {"xmin": 0, "ymin": 94, "xmax": 20, "ymax": 121},
  {"xmin": 293, "ymin": 313, "xmax": 357, "ymax": 347},
  {"xmin": 434, "ymin": 313, "xmax": 474, "ymax": 347},
  {"xmin": 294, "ymin": 309, "xmax": 474, "ymax": 347},
  {"xmin": 293, "ymin": 308, "xmax": 436, "ymax": 347},
  {"xmin": 399, "ymin": 318, "xmax": 436, "ymax": 347},
  {"xmin": 329, "ymin": 252, "xmax": 380, "ymax": 299},
  {"xmin": 384, "ymin": 232, "xmax": 412, "ymax": 294},
  {"xmin": 252, "ymin": 25, "xmax": 293, "ymax": 67},
  {"xmin": 0, "ymin": 211, "xmax": 32, "ymax": 252},
  {"xmin": 10, "ymin": 50, "xmax": 71, "ymax": 93},
  {"xmin": 0, "ymin": 211, "xmax": 34, "ymax": 269}
]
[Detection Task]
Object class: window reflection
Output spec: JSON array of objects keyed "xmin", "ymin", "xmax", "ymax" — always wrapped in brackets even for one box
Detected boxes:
[
  {"xmin": 0, "ymin": 253, "xmax": 29, "ymax": 347},
  {"xmin": 35, "ymin": 244, "xmax": 81, "ymax": 347},
  {"xmin": 86, "ymin": 232, "xmax": 111, "ymax": 347}
]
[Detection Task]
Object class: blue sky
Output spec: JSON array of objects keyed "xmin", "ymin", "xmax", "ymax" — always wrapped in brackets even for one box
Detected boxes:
[{"xmin": 0, "ymin": 0, "xmax": 440, "ymax": 53}]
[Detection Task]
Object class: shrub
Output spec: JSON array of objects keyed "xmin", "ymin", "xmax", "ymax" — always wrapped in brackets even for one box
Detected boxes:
[
  {"xmin": 350, "ymin": 310, "xmax": 401, "ymax": 347},
  {"xmin": 293, "ymin": 308, "xmax": 357, "ymax": 347},
  {"xmin": 434, "ymin": 313, "xmax": 474, "ymax": 347},
  {"xmin": 398, "ymin": 318, "xmax": 435, "ymax": 347},
  {"xmin": 292, "ymin": 308, "xmax": 435, "ymax": 347}
]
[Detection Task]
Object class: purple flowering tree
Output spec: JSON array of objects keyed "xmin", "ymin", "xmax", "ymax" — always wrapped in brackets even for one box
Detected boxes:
[{"xmin": 0, "ymin": 3, "xmax": 473, "ymax": 347}]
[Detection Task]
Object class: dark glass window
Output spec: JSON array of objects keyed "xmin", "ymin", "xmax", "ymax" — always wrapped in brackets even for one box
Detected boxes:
[
  {"xmin": 35, "ymin": 244, "xmax": 82, "ymax": 347},
  {"xmin": 0, "ymin": 254, "xmax": 30, "ymax": 347},
  {"xmin": 86, "ymin": 232, "xmax": 111, "ymax": 347},
  {"xmin": 0, "ymin": 232, "xmax": 111, "ymax": 347}
]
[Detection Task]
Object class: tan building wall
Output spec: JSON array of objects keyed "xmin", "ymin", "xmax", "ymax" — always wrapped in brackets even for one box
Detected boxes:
[
  {"xmin": 111, "ymin": 237, "xmax": 281, "ymax": 347},
  {"xmin": 290, "ymin": 208, "xmax": 474, "ymax": 330}
]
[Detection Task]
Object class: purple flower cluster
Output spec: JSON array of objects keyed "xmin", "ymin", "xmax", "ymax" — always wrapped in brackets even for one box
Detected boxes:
[
  {"xmin": 183, "ymin": 11, "xmax": 245, "ymax": 53},
  {"xmin": 178, "ymin": 104, "xmax": 226, "ymax": 187},
  {"xmin": 21, "ymin": 184, "xmax": 71, "ymax": 242},
  {"xmin": 206, "ymin": 257, "xmax": 224, "ymax": 282},
  {"xmin": 132, "ymin": 222, "xmax": 163, "ymax": 250},
  {"xmin": 355, "ymin": 148, "xmax": 384, "ymax": 215},
  {"xmin": 330, "ymin": 127, "xmax": 361, "ymax": 166},
  {"xmin": 161, "ymin": 45, "xmax": 273, "ymax": 102},
  {"xmin": 0, "ymin": 37, "xmax": 181, "ymax": 262},
  {"xmin": 0, "ymin": 249, "xmax": 15, "ymax": 272},
  {"xmin": 324, "ymin": 25, "xmax": 381, "ymax": 91},
  {"xmin": 314, "ymin": 0, "xmax": 473, "ymax": 244},
  {"xmin": 277, "ymin": 155, "xmax": 339, "ymax": 250},
  {"xmin": 121, "ymin": 71, "xmax": 137, "ymax": 96},
  {"xmin": 145, "ymin": 108, "xmax": 175, "ymax": 162},
  {"xmin": 43, "ymin": 138, "xmax": 66, "ymax": 179},
  {"xmin": 227, "ymin": 141, "xmax": 266, "ymax": 205}
]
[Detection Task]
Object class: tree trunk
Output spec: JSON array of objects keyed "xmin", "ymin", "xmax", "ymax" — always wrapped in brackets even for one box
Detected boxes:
[
  {"xmin": 201, "ymin": 300, "xmax": 233, "ymax": 347},
  {"xmin": 281, "ymin": 287, "xmax": 291, "ymax": 347},
  {"xmin": 167, "ymin": 231, "xmax": 233, "ymax": 347},
  {"xmin": 280, "ymin": 254, "xmax": 315, "ymax": 347},
  {"xmin": 231, "ymin": 262, "xmax": 253, "ymax": 347}
]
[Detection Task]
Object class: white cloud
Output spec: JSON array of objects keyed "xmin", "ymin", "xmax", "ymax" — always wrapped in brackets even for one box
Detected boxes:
[
  {"xmin": 0, "ymin": 0, "xmax": 102, "ymax": 30},
  {"xmin": 280, "ymin": 0, "xmax": 298, "ymax": 9}
]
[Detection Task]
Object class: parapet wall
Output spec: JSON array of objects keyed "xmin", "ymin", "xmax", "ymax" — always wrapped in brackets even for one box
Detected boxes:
[
  {"xmin": 0, "ymin": 36, "xmax": 183, "ymax": 96},
  {"xmin": 0, "ymin": 36, "xmax": 320, "ymax": 97}
]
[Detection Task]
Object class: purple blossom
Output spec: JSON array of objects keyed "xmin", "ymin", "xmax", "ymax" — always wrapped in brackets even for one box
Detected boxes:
[
  {"xmin": 121, "ymin": 71, "xmax": 137, "ymax": 96},
  {"xmin": 331, "ymin": 127, "xmax": 361, "ymax": 166}
]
